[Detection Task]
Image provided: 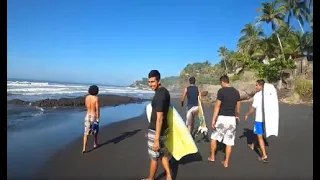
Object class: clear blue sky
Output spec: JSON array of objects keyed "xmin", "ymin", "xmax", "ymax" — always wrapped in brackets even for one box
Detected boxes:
[{"xmin": 7, "ymin": 0, "xmax": 309, "ymax": 86}]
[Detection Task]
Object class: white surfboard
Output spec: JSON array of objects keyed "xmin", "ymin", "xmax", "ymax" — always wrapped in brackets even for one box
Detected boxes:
[
  {"xmin": 146, "ymin": 103, "xmax": 198, "ymax": 161},
  {"xmin": 262, "ymin": 83, "xmax": 279, "ymax": 137}
]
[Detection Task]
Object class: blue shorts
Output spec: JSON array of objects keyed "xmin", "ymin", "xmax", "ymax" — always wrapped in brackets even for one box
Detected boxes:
[{"xmin": 254, "ymin": 121, "xmax": 264, "ymax": 135}]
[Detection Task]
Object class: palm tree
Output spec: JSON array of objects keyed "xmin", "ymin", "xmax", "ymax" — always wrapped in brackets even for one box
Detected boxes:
[
  {"xmin": 257, "ymin": 0, "xmax": 288, "ymax": 89},
  {"xmin": 237, "ymin": 23, "xmax": 265, "ymax": 55},
  {"xmin": 257, "ymin": 0, "xmax": 286, "ymax": 57},
  {"xmin": 252, "ymin": 36, "xmax": 279, "ymax": 60},
  {"xmin": 279, "ymin": 0, "xmax": 310, "ymax": 33},
  {"xmin": 308, "ymin": 13, "xmax": 313, "ymax": 30},
  {"xmin": 218, "ymin": 46, "xmax": 229, "ymax": 74},
  {"xmin": 308, "ymin": 0, "xmax": 313, "ymax": 10},
  {"xmin": 282, "ymin": 31, "xmax": 303, "ymax": 58}
]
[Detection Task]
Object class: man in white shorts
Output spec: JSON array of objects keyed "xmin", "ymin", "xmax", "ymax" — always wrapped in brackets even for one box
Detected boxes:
[
  {"xmin": 181, "ymin": 76, "xmax": 202, "ymax": 134},
  {"xmin": 208, "ymin": 75, "xmax": 241, "ymax": 168}
]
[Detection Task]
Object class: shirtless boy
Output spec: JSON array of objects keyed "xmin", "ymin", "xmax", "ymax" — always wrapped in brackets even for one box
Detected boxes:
[{"xmin": 82, "ymin": 85, "xmax": 100, "ymax": 153}]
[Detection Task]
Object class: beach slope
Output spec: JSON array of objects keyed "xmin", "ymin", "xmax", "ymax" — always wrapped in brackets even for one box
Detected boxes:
[{"xmin": 35, "ymin": 99, "xmax": 313, "ymax": 179}]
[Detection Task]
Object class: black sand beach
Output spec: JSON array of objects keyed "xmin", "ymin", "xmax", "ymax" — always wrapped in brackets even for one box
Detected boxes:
[{"xmin": 35, "ymin": 98, "xmax": 313, "ymax": 179}]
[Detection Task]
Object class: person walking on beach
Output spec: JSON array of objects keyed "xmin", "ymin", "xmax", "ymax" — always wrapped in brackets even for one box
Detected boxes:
[
  {"xmin": 82, "ymin": 85, "xmax": 100, "ymax": 153},
  {"xmin": 143, "ymin": 70, "xmax": 172, "ymax": 180},
  {"xmin": 244, "ymin": 79, "xmax": 268, "ymax": 163},
  {"xmin": 181, "ymin": 76, "xmax": 202, "ymax": 134},
  {"xmin": 208, "ymin": 75, "xmax": 240, "ymax": 168}
]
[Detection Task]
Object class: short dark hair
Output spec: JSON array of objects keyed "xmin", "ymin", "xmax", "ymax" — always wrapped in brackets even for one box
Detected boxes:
[
  {"xmin": 256, "ymin": 79, "xmax": 265, "ymax": 86},
  {"xmin": 88, "ymin": 85, "xmax": 99, "ymax": 96},
  {"xmin": 148, "ymin": 70, "xmax": 161, "ymax": 80},
  {"xmin": 220, "ymin": 75, "xmax": 229, "ymax": 83},
  {"xmin": 189, "ymin": 76, "xmax": 196, "ymax": 84}
]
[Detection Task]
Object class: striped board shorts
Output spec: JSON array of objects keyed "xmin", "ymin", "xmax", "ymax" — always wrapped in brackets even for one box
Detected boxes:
[
  {"xmin": 84, "ymin": 114, "xmax": 99, "ymax": 135},
  {"xmin": 147, "ymin": 129, "xmax": 168, "ymax": 161}
]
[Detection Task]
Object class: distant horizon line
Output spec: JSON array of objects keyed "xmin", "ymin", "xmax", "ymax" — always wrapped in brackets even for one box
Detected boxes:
[{"xmin": 7, "ymin": 77, "xmax": 129, "ymax": 87}]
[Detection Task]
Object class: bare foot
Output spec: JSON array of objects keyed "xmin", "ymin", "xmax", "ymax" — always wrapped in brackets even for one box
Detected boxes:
[
  {"xmin": 208, "ymin": 157, "xmax": 215, "ymax": 162},
  {"xmin": 248, "ymin": 144, "xmax": 254, "ymax": 150},
  {"xmin": 93, "ymin": 144, "xmax": 99, "ymax": 148},
  {"xmin": 141, "ymin": 178, "xmax": 153, "ymax": 180},
  {"xmin": 166, "ymin": 176, "xmax": 173, "ymax": 180},
  {"xmin": 221, "ymin": 161, "xmax": 228, "ymax": 168},
  {"xmin": 258, "ymin": 156, "xmax": 268, "ymax": 163}
]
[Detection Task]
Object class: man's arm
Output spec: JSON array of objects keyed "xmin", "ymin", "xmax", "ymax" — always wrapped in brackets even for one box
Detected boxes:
[
  {"xmin": 85, "ymin": 96, "xmax": 87, "ymax": 108},
  {"xmin": 245, "ymin": 106, "xmax": 255, "ymax": 116},
  {"xmin": 154, "ymin": 92, "xmax": 166, "ymax": 141},
  {"xmin": 244, "ymin": 95, "xmax": 257, "ymax": 120},
  {"xmin": 95, "ymin": 97, "xmax": 100, "ymax": 119},
  {"xmin": 198, "ymin": 87, "xmax": 202, "ymax": 101},
  {"xmin": 155, "ymin": 111, "xmax": 163, "ymax": 141},
  {"xmin": 212, "ymin": 99, "xmax": 221, "ymax": 126},
  {"xmin": 181, "ymin": 88, "xmax": 187, "ymax": 106},
  {"xmin": 236, "ymin": 91, "xmax": 241, "ymax": 119},
  {"xmin": 236, "ymin": 101, "xmax": 241, "ymax": 120},
  {"xmin": 212, "ymin": 89, "xmax": 222, "ymax": 127}
]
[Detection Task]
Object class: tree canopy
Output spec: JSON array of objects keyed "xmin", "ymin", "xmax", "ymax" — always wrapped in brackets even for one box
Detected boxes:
[{"xmin": 133, "ymin": 0, "xmax": 313, "ymax": 88}]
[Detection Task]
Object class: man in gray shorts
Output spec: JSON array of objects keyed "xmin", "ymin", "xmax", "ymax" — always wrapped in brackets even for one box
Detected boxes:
[
  {"xmin": 181, "ymin": 76, "xmax": 202, "ymax": 134},
  {"xmin": 143, "ymin": 70, "xmax": 172, "ymax": 180},
  {"xmin": 208, "ymin": 75, "xmax": 241, "ymax": 168}
]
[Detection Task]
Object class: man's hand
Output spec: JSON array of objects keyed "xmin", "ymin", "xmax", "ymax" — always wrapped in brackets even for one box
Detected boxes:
[
  {"xmin": 181, "ymin": 101, "xmax": 184, "ymax": 107},
  {"xmin": 153, "ymin": 139, "xmax": 160, "ymax": 151},
  {"xmin": 211, "ymin": 118, "xmax": 216, "ymax": 129},
  {"xmin": 244, "ymin": 113, "xmax": 249, "ymax": 121}
]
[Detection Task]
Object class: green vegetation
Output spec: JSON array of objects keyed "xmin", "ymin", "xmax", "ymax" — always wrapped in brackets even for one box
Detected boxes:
[
  {"xmin": 180, "ymin": 0, "xmax": 312, "ymax": 88},
  {"xmin": 294, "ymin": 79, "xmax": 313, "ymax": 100},
  {"xmin": 133, "ymin": 0, "xmax": 313, "ymax": 91},
  {"xmin": 134, "ymin": 76, "xmax": 180, "ymax": 87}
]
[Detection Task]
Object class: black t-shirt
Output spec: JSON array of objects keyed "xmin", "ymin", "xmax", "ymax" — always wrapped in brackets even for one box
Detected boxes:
[
  {"xmin": 216, "ymin": 87, "xmax": 240, "ymax": 116},
  {"xmin": 148, "ymin": 87, "xmax": 170, "ymax": 135}
]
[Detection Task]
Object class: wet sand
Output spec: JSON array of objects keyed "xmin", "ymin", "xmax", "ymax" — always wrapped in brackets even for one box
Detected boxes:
[{"xmin": 34, "ymin": 98, "xmax": 313, "ymax": 179}]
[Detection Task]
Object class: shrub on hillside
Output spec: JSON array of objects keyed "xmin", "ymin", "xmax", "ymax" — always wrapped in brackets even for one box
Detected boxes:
[
  {"xmin": 230, "ymin": 74, "xmax": 240, "ymax": 82},
  {"xmin": 294, "ymin": 79, "xmax": 313, "ymax": 100}
]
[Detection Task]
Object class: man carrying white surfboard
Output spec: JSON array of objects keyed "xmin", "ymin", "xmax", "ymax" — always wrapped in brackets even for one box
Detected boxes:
[
  {"xmin": 142, "ymin": 70, "xmax": 172, "ymax": 180},
  {"xmin": 181, "ymin": 76, "xmax": 202, "ymax": 134},
  {"xmin": 244, "ymin": 79, "xmax": 268, "ymax": 163},
  {"xmin": 208, "ymin": 75, "xmax": 241, "ymax": 168}
]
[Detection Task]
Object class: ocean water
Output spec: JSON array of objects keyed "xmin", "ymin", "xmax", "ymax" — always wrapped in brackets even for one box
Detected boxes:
[
  {"xmin": 7, "ymin": 79, "xmax": 153, "ymax": 178},
  {"xmin": 7, "ymin": 79, "xmax": 154, "ymax": 128},
  {"xmin": 7, "ymin": 79, "xmax": 154, "ymax": 101}
]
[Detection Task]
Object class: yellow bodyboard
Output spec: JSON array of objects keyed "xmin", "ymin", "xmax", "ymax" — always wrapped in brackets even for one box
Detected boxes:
[{"xmin": 146, "ymin": 104, "xmax": 198, "ymax": 160}]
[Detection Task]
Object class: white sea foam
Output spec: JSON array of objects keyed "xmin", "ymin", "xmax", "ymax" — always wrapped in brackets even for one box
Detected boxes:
[{"xmin": 7, "ymin": 80, "xmax": 154, "ymax": 101}]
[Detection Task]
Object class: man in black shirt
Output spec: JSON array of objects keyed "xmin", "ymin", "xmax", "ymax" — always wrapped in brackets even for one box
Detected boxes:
[
  {"xmin": 143, "ymin": 70, "xmax": 172, "ymax": 180},
  {"xmin": 208, "ymin": 75, "xmax": 241, "ymax": 168},
  {"xmin": 181, "ymin": 76, "xmax": 202, "ymax": 133}
]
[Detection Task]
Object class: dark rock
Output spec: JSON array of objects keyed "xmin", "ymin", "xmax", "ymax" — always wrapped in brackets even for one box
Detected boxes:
[
  {"xmin": 201, "ymin": 91, "xmax": 208, "ymax": 96},
  {"xmin": 7, "ymin": 94, "xmax": 148, "ymax": 108},
  {"xmin": 7, "ymin": 99, "xmax": 30, "ymax": 105}
]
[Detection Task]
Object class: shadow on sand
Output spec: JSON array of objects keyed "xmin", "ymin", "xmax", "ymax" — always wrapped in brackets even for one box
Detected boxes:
[
  {"xmin": 155, "ymin": 152, "xmax": 203, "ymax": 180},
  {"xmin": 86, "ymin": 129, "xmax": 142, "ymax": 153},
  {"xmin": 239, "ymin": 128, "xmax": 269, "ymax": 156}
]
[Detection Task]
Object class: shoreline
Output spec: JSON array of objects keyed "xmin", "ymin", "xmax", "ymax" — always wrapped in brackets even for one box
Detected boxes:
[
  {"xmin": 7, "ymin": 102, "xmax": 150, "ymax": 178},
  {"xmin": 33, "ymin": 98, "xmax": 313, "ymax": 179}
]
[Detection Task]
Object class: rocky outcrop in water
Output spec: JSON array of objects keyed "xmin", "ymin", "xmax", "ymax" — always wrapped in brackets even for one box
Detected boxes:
[{"xmin": 7, "ymin": 95, "xmax": 148, "ymax": 108}]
